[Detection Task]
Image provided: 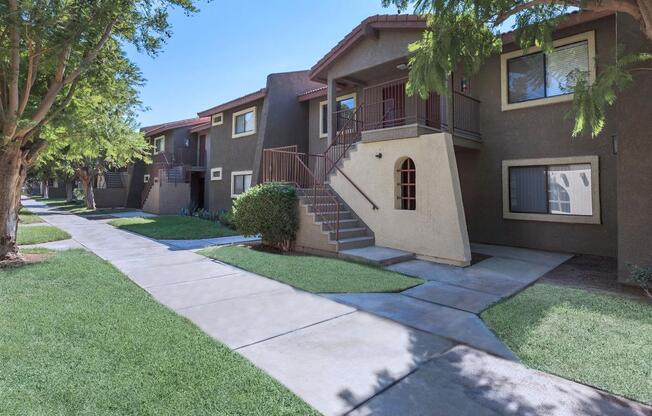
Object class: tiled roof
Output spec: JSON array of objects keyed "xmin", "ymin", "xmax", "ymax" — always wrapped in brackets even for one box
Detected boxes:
[
  {"xmin": 297, "ymin": 86, "xmax": 327, "ymax": 101},
  {"xmin": 310, "ymin": 11, "xmax": 614, "ymax": 80},
  {"xmin": 143, "ymin": 117, "xmax": 210, "ymax": 137},
  {"xmin": 189, "ymin": 122, "xmax": 211, "ymax": 133},
  {"xmin": 310, "ymin": 14, "xmax": 425, "ymax": 80},
  {"xmin": 197, "ymin": 88, "xmax": 267, "ymax": 117}
]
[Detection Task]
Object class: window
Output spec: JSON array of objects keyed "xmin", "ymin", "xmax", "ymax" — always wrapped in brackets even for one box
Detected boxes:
[
  {"xmin": 232, "ymin": 107, "xmax": 256, "ymax": 138},
  {"xmin": 501, "ymin": 31, "xmax": 595, "ymax": 111},
  {"xmin": 231, "ymin": 170, "xmax": 253, "ymax": 197},
  {"xmin": 153, "ymin": 136, "xmax": 165, "ymax": 154},
  {"xmin": 396, "ymin": 158, "xmax": 416, "ymax": 210},
  {"xmin": 319, "ymin": 93, "xmax": 357, "ymax": 138},
  {"xmin": 143, "ymin": 174, "xmax": 150, "ymax": 183},
  {"xmin": 210, "ymin": 167, "xmax": 222, "ymax": 181},
  {"xmin": 502, "ymin": 156, "xmax": 600, "ymax": 224},
  {"xmin": 212, "ymin": 113, "xmax": 223, "ymax": 126}
]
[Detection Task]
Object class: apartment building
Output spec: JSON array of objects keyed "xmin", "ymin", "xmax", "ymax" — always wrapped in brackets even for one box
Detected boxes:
[{"xmin": 261, "ymin": 11, "xmax": 652, "ymax": 282}]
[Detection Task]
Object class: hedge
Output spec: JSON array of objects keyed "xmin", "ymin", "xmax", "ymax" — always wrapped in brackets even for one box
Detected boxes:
[{"xmin": 233, "ymin": 183, "xmax": 298, "ymax": 250}]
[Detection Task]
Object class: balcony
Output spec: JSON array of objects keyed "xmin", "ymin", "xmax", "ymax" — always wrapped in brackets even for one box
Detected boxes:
[{"xmin": 350, "ymin": 77, "xmax": 481, "ymax": 144}]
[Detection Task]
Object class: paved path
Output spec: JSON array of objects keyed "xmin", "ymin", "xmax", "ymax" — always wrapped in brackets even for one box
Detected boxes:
[{"xmin": 22, "ymin": 197, "xmax": 651, "ymax": 416}]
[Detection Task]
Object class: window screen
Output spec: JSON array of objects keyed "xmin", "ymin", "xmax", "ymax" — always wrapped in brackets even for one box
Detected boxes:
[
  {"xmin": 509, "ymin": 163, "xmax": 592, "ymax": 216},
  {"xmin": 507, "ymin": 40, "xmax": 589, "ymax": 103},
  {"xmin": 233, "ymin": 174, "xmax": 252, "ymax": 195},
  {"xmin": 235, "ymin": 111, "xmax": 254, "ymax": 134}
]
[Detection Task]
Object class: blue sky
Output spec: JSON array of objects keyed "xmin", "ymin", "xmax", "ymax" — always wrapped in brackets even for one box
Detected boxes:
[{"xmin": 127, "ymin": 0, "xmax": 398, "ymax": 127}]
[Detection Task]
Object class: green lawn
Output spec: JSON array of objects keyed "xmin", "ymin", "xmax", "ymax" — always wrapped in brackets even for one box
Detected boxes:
[
  {"xmin": 108, "ymin": 216, "xmax": 238, "ymax": 240},
  {"xmin": 199, "ymin": 245, "xmax": 424, "ymax": 293},
  {"xmin": 482, "ymin": 283, "xmax": 652, "ymax": 404},
  {"xmin": 0, "ymin": 250, "xmax": 317, "ymax": 415},
  {"xmin": 18, "ymin": 208, "xmax": 43, "ymax": 224},
  {"xmin": 17, "ymin": 225, "xmax": 71, "ymax": 245}
]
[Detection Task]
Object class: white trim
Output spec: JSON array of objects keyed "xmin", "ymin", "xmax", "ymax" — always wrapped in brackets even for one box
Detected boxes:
[
  {"xmin": 210, "ymin": 167, "xmax": 223, "ymax": 181},
  {"xmin": 211, "ymin": 113, "xmax": 223, "ymax": 126},
  {"xmin": 231, "ymin": 170, "xmax": 253, "ymax": 198},
  {"xmin": 153, "ymin": 135, "xmax": 165, "ymax": 154},
  {"xmin": 143, "ymin": 174, "xmax": 150, "ymax": 183},
  {"xmin": 231, "ymin": 106, "xmax": 257, "ymax": 138},
  {"xmin": 501, "ymin": 155, "xmax": 601, "ymax": 224},
  {"xmin": 319, "ymin": 92, "xmax": 357, "ymax": 139},
  {"xmin": 500, "ymin": 31, "xmax": 596, "ymax": 112}
]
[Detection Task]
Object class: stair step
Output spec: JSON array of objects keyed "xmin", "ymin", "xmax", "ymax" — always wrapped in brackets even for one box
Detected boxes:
[
  {"xmin": 330, "ymin": 227, "xmax": 368, "ymax": 240},
  {"xmin": 312, "ymin": 210, "xmax": 353, "ymax": 221},
  {"xmin": 319, "ymin": 218, "xmax": 360, "ymax": 231},
  {"xmin": 336, "ymin": 236, "xmax": 375, "ymax": 251},
  {"xmin": 339, "ymin": 246, "xmax": 416, "ymax": 266}
]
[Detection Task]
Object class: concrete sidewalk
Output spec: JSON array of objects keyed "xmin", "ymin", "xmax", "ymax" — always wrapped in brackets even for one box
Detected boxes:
[{"xmin": 22, "ymin": 197, "xmax": 651, "ymax": 416}]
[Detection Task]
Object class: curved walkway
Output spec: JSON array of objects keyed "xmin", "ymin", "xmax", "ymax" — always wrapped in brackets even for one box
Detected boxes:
[{"xmin": 21, "ymin": 197, "xmax": 651, "ymax": 416}]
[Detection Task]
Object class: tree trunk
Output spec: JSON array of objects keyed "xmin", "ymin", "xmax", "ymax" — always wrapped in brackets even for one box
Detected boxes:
[
  {"xmin": 65, "ymin": 181, "xmax": 74, "ymax": 202},
  {"xmin": 78, "ymin": 169, "xmax": 96, "ymax": 210},
  {"xmin": 42, "ymin": 179, "xmax": 49, "ymax": 199},
  {"xmin": 0, "ymin": 144, "xmax": 27, "ymax": 261}
]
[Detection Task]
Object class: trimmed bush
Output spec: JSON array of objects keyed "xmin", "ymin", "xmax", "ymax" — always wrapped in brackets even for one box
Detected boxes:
[
  {"xmin": 218, "ymin": 208, "xmax": 236, "ymax": 229},
  {"xmin": 233, "ymin": 183, "xmax": 298, "ymax": 250}
]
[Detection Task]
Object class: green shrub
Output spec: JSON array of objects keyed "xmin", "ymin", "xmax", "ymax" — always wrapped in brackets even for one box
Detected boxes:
[
  {"xmin": 233, "ymin": 183, "xmax": 298, "ymax": 250},
  {"xmin": 217, "ymin": 209, "xmax": 236, "ymax": 229},
  {"xmin": 629, "ymin": 264, "xmax": 652, "ymax": 299}
]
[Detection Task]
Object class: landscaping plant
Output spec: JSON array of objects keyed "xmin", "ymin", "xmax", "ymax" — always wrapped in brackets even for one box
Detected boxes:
[
  {"xmin": 233, "ymin": 183, "xmax": 298, "ymax": 251},
  {"xmin": 629, "ymin": 264, "xmax": 652, "ymax": 299}
]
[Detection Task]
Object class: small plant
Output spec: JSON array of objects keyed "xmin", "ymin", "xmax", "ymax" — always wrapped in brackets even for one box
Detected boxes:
[
  {"xmin": 629, "ymin": 264, "xmax": 652, "ymax": 299},
  {"xmin": 73, "ymin": 188, "xmax": 84, "ymax": 201},
  {"xmin": 180, "ymin": 201, "xmax": 199, "ymax": 217},
  {"xmin": 217, "ymin": 208, "xmax": 236, "ymax": 229},
  {"xmin": 233, "ymin": 183, "xmax": 298, "ymax": 251}
]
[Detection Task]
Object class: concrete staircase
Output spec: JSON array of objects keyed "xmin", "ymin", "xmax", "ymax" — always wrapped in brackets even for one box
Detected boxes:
[{"xmin": 297, "ymin": 186, "xmax": 375, "ymax": 252}]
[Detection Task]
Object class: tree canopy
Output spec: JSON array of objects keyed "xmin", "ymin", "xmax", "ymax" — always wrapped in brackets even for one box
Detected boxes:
[{"xmin": 383, "ymin": 0, "xmax": 652, "ymax": 137}]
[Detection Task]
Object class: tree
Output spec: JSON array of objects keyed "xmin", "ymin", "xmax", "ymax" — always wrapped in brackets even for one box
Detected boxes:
[
  {"xmin": 0, "ymin": 0, "xmax": 197, "ymax": 260},
  {"xmin": 383, "ymin": 0, "xmax": 652, "ymax": 137}
]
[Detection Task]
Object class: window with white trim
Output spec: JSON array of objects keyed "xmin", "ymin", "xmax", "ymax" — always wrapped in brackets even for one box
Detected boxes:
[
  {"xmin": 212, "ymin": 113, "xmax": 223, "ymax": 126},
  {"xmin": 153, "ymin": 136, "xmax": 165, "ymax": 154},
  {"xmin": 319, "ymin": 93, "xmax": 356, "ymax": 138},
  {"xmin": 231, "ymin": 171, "xmax": 252, "ymax": 197},
  {"xmin": 501, "ymin": 31, "xmax": 595, "ymax": 111},
  {"xmin": 210, "ymin": 167, "xmax": 222, "ymax": 181},
  {"xmin": 502, "ymin": 156, "xmax": 600, "ymax": 224},
  {"xmin": 232, "ymin": 107, "xmax": 256, "ymax": 138}
]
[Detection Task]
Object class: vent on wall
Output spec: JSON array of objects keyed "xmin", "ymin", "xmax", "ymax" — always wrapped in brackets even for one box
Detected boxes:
[{"xmin": 210, "ymin": 167, "xmax": 222, "ymax": 181}]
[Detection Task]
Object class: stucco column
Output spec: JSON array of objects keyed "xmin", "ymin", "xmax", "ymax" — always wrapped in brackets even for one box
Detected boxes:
[
  {"xmin": 445, "ymin": 72, "xmax": 455, "ymax": 133},
  {"xmin": 327, "ymin": 77, "xmax": 337, "ymax": 145}
]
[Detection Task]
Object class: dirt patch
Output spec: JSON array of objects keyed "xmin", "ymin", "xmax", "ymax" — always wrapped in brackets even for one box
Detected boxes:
[
  {"xmin": 540, "ymin": 255, "xmax": 649, "ymax": 301},
  {"xmin": 0, "ymin": 252, "xmax": 53, "ymax": 268}
]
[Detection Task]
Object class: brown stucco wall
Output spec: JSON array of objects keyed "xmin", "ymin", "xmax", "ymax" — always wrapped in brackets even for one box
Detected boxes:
[
  {"xmin": 94, "ymin": 188, "xmax": 126, "ymax": 208},
  {"xmin": 464, "ymin": 15, "xmax": 619, "ymax": 257},
  {"xmin": 615, "ymin": 13, "xmax": 652, "ymax": 282},
  {"xmin": 205, "ymin": 98, "xmax": 264, "ymax": 212}
]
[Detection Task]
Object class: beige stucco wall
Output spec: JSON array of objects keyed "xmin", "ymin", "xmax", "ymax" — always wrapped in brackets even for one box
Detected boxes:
[
  {"xmin": 329, "ymin": 132, "xmax": 471, "ymax": 266},
  {"xmin": 294, "ymin": 201, "xmax": 337, "ymax": 256},
  {"xmin": 142, "ymin": 180, "xmax": 190, "ymax": 215}
]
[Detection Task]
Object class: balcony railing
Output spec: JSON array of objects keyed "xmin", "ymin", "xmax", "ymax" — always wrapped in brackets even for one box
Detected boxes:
[{"xmin": 360, "ymin": 77, "xmax": 481, "ymax": 140}]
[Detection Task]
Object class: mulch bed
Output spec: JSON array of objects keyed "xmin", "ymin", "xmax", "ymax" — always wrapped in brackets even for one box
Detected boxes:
[
  {"xmin": 0, "ymin": 252, "xmax": 53, "ymax": 268},
  {"xmin": 540, "ymin": 254, "xmax": 649, "ymax": 301}
]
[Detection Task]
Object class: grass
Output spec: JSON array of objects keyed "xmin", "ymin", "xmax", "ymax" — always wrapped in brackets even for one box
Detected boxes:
[
  {"xmin": 108, "ymin": 216, "xmax": 238, "ymax": 240},
  {"xmin": 18, "ymin": 208, "xmax": 43, "ymax": 224},
  {"xmin": 17, "ymin": 225, "xmax": 71, "ymax": 245},
  {"xmin": 198, "ymin": 245, "xmax": 424, "ymax": 293},
  {"xmin": 482, "ymin": 283, "xmax": 652, "ymax": 404},
  {"xmin": 0, "ymin": 250, "xmax": 317, "ymax": 415}
]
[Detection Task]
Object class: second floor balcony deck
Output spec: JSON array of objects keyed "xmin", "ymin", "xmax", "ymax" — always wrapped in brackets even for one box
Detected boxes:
[{"xmin": 337, "ymin": 77, "xmax": 481, "ymax": 145}]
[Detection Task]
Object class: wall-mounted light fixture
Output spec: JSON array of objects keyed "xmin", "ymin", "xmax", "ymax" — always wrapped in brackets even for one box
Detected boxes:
[
  {"xmin": 185, "ymin": 137, "xmax": 191, "ymax": 147},
  {"xmin": 375, "ymin": 152, "xmax": 383, "ymax": 159},
  {"xmin": 396, "ymin": 63, "xmax": 408, "ymax": 71}
]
